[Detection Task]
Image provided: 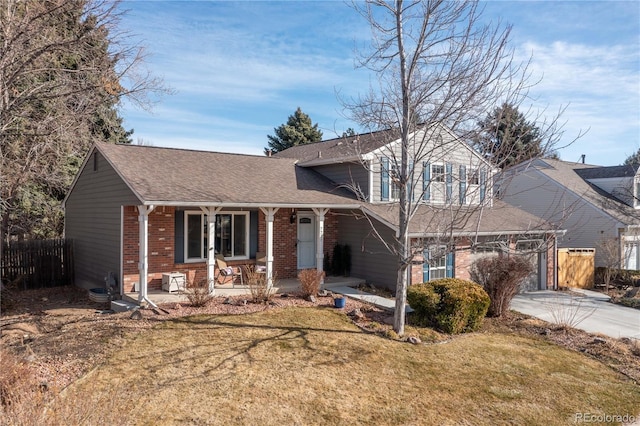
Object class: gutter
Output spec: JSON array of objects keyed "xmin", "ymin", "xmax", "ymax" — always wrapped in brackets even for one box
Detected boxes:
[{"xmin": 141, "ymin": 201, "xmax": 362, "ymax": 209}]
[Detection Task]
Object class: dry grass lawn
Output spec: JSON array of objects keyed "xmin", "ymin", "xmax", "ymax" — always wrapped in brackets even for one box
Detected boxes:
[{"xmin": 60, "ymin": 307, "xmax": 640, "ymax": 425}]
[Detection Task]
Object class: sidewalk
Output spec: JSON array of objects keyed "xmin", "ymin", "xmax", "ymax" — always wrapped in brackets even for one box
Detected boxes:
[{"xmin": 330, "ymin": 286, "xmax": 413, "ymax": 313}]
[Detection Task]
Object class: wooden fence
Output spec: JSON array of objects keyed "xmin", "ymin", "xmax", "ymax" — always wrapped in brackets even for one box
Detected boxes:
[{"xmin": 1, "ymin": 239, "xmax": 74, "ymax": 290}]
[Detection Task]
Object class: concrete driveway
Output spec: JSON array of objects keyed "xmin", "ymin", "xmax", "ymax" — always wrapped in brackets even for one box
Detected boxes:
[{"xmin": 511, "ymin": 289, "xmax": 640, "ymax": 340}]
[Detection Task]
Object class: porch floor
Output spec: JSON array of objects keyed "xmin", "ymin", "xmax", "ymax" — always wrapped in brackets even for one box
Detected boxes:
[{"xmin": 123, "ymin": 275, "xmax": 366, "ymax": 306}]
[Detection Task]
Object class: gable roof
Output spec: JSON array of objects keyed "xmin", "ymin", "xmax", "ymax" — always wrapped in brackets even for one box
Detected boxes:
[
  {"xmin": 273, "ymin": 128, "xmax": 399, "ymax": 164},
  {"xmin": 274, "ymin": 124, "xmax": 494, "ymax": 170},
  {"xmin": 83, "ymin": 143, "xmax": 361, "ymax": 207},
  {"xmin": 363, "ymin": 199, "xmax": 553, "ymax": 237},
  {"xmin": 575, "ymin": 164, "xmax": 639, "ymax": 180},
  {"xmin": 512, "ymin": 158, "xmax": 640, "ymax": 225}
]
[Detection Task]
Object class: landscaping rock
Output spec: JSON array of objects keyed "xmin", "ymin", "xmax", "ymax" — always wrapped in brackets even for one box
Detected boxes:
[
  {"xmin": 317, "ymin": 289, "xmax": 329, "ymax": 297},
  {"xmin": 592, "ymin": 337, "xmax": 607, "ymax": 344},
  {"xmin": 223, "ymin": 297, "xmax": 233, "ymax": 305},
  {"xmin": 130, "ymin": 308, "xmax": 143, "ymax": 320},
  {"xmin": 349, "ymin": 308, "xmax": 364, "ymax": 320},
  {"xmin": 280, "ymin": 293, "xmax": 289, "ymax": 298},
  {"xmin": 306, "ymin": 295, "xmax": 317, "ymax": 303},
  {"xmin": 406, "ymin": 336, "xmax": 421, "ymax": 345}
]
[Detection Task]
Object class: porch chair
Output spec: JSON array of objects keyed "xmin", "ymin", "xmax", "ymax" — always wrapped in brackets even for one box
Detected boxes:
[
  {"xmin": 255, "ymin": 251, "xmax": 267, "ymax": 273},
  {"xmin": 214, "ymin": 254, "xmax": 244, "ymax": 287}
]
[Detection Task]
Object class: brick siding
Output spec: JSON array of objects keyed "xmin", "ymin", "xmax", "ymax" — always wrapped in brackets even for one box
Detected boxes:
[{"xmin": 123, "ymin": 206, "xmax": 340, "ymax": 290}]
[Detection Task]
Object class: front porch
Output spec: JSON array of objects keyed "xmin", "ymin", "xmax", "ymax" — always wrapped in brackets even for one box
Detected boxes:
[{"xmin": 123, "ymin": 275, "xmax": 365, "ymax": 305}]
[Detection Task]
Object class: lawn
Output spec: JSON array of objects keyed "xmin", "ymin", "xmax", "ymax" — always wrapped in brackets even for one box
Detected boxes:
[{"xmin": 55, "ymin": 307, "xmax": 640, "ymax": 425}]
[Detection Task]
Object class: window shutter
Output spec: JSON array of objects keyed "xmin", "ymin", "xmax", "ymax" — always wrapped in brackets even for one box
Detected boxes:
[
  {"xmin": 480, "ymin": 169, "xmax": 487, "ymax": 203},
  {"xmin": 423, "ymin": 249, "xmax": 430, "ymax": 282},
  {"xmin": 445, "ymin": 163, "xmax": 453, "ymax": 202},
  {"xmin": 423, "ymin": 162, "xmax": 430, "ymax": 201},
  {"xmin": 174, "ymin": 210, "xmax": 184, "ymax": 263},
  {"xmin": 459, "ymin": 165, "xmax": 467, "ymax": 205},
  {"xmin": 381, "ymin": 157, "xmax": 389, "ymax": 201},
  {"xmin": 446, "ymin": 251, "xmax": 454, "ymax": 278}
]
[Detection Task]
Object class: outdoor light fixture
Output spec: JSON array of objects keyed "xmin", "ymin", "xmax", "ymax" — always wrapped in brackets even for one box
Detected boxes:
[{"xmin": 290, "ymin": 209, "xmax": 297, "ymax": 224}]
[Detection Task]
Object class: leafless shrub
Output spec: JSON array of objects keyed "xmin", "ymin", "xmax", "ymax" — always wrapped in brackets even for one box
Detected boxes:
[
  {"xmin": 470, "ymin": 256, "xmax": 533, "ymax": 317},
  {"xmin": 246, "ymin": 265, "xmax": 275, "ymax": 303},
  {"xmin": 298, "ymin": 269, "xmax": 325, "ymax": 298},
  {"xmin": 184, "ymin": 278, "xmax": 214, "ymax": 307},
  {"xmin": 545, "ymin": 295, "xmax": 597, "ymax": 329}
]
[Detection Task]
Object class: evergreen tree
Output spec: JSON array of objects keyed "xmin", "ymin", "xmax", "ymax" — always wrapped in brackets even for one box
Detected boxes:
[
  {"xmin": 624, "ymin": 148, "xmax": 640, "ymax": 166},
  {"xmin": 1, "ymin": 0, "xmax": 161, "ymax": 242},
  {"xmin": 265, "ymin": 107, "xmax": 323, "ymax": 154},
  {"xmin": 475, "ymin": 103, "xmax": 543, "ymax": 169}
]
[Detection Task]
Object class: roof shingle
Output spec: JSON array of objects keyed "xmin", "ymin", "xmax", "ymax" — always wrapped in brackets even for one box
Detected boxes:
[{"xmin": 96, "ymin": 143, "xmax": 360, "ymax": 206}]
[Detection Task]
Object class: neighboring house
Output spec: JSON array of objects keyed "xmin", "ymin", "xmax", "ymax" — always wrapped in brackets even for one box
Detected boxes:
[
  {"xmin": 499, "ymin": 158, "xmax": 640, "ymax": 270},
  {"xmin": 64, "ymin": 125, "xmax": 558, "ymax": 304}
]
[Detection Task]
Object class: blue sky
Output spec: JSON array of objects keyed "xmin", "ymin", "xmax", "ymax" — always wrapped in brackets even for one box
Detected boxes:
[{"xmin": 118, "ymin": 1, "xmax": 640, "ymax": 166}]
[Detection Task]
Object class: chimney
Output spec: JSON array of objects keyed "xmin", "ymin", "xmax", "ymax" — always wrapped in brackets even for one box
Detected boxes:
[
  {"xmin": 318, "ymin": 151, "xmax": 322, "ymax": 158},
  {"xmin": 580, "ymin": 154, "xmax": 585, "ymax": 164},
  {"xmin": 267, "ymin": 149, "xmax": 272, "ymax": 157}
]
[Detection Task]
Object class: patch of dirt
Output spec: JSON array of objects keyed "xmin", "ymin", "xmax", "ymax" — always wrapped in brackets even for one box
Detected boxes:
[{"xmin": 1, "ymin": 286, "xmax": 639, "ymax": 394}]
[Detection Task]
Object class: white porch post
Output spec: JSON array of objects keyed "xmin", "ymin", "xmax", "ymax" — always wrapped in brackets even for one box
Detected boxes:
[
  {"xmin": 312, "ymin": 208, "xmax": 329, "ymax": 286},
  {"xmin": 202, "ymin": 207, "xmax": 222, "ymax": 294},
  {"xmin": 260, "ymin": 207, "xmax": 279, "ymax": 289},
  {"xmin": 137, "ymin": 205, "xmax": 155, "ymax": 304}
]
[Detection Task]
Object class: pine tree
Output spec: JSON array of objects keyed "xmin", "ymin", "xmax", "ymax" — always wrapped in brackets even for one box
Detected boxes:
[
  {"xmin": 1, "ymin": 0, "xmax": 160, "ymax": 241},
  {"xmin": 475, "ymin": 103, "xmax": 543, "ymax": 169},
  {"xmin": 265, "ymin": 107, "xmax": 323, "ymax": 154}
]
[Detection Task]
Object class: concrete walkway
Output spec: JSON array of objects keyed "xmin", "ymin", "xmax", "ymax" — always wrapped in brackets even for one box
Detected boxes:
[
  {"xmin": 330, "ymin": 286, "xmax": 413, "ymax": 313},
  {"xmin": 511, "ymin": 289, "xmax": 640, "ymax": 340}
]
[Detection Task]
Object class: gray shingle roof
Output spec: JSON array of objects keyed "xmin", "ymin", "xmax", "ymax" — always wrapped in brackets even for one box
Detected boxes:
[
  {"xmin": 528, "ymin": 158, "xmax": 640, "ymax": 225},
  {"xmin": 363, "ymin": 199, "xmax": 552, "ymax": 236},
  {"xmin": 96, "ymin": 143, "xmax": 360, "ymax": 206},
  {"xmin": 575, "ymin": 164, "xmax": 639, "ymax": 179},
  {"xmin": 273, "ymin": 128, "xmax": 400, "ymax": 164}
]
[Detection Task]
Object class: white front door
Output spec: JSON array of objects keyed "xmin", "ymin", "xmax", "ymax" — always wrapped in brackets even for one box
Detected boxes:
[{"xmin": 297, "ymin": 213, "xmax": 316, "ymax": 269}]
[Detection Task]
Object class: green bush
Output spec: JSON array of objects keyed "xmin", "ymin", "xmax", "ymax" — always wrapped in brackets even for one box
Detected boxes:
[
  {"xmin": 406, "ymin": 283, "xmax": 440, "ymax": 326},
  {"xmin": 407, "ymin": 278, "xmax": 490, "ymax": 334}
]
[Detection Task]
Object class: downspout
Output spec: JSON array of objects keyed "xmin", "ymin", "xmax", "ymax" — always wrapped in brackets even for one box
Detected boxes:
[{"xmin": 120, "ymin": 206, "xmax": 124, "ymax": 298}]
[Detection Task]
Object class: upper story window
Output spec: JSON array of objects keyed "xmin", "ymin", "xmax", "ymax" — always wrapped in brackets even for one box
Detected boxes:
[
  {"xmin": 381, "ymin": 157, "xmax": 410, "ymax": 201},
  {"xmin": 432, "ymin": 164, "xmax": 445, "ymax": 182},
  {"xmin": 468, "ymin": 169, "xmax": 479, "ymax": 185},
  {"xmin": 185, "ymin": 211, "xmax": 249, "ymax": 261}
]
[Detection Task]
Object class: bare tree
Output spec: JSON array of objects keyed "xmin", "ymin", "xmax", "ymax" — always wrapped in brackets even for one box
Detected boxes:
[
  {"xmin": 0, "ymin": 0, "xmax": 168, "ymax": 248},
  {"xmin": 597, "ymin": 237, "xmax": 621, "ymax": 294},
  {"xmin": 344, "ymin": 1, "xmax": 570, "ymax": 335}
]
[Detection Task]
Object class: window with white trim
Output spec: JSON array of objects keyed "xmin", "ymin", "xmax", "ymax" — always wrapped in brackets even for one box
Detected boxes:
[
  {"xmin": 468, "ymin": 168, "xmax": 479, "ymax": 185},
  {"xmin": 432, "ymin": 164, "xmax": 445, "ymax": 182},
  {"xmin": 423, "ymin": 246, "xmax": 454, "ymax": 281},
  {"xmin": 184, "ymin": 211, "xmax": 249, "ymax": 261}
]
